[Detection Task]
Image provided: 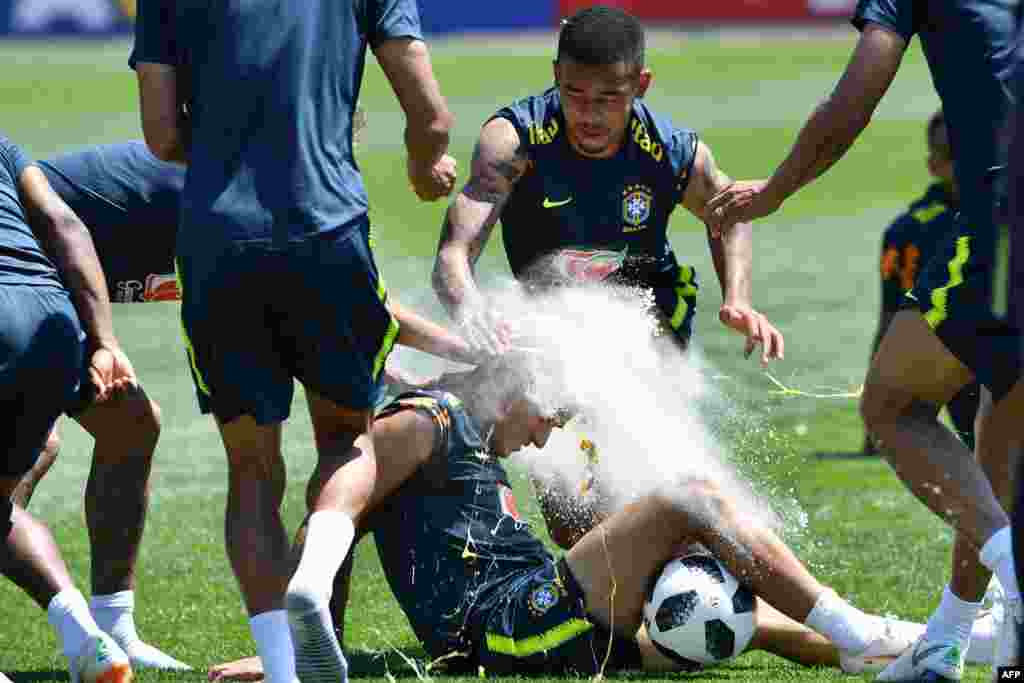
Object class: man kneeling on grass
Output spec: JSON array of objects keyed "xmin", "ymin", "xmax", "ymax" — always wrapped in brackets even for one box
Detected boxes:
[{"xmin": 209, "ymin": 355, "xmax": 994, "ymax": 678}]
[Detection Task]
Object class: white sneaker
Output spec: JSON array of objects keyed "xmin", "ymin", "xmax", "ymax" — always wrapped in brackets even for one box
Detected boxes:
[
  {"xmin": 839, "ymin": 617, "xmax": 916, "ymax": 674},
  {"xmin": 993, "ymin": 596, "xmax": 1022, "ymax": 682},
  {"xmin": 70, "ymin": 633, "xmax": 133, "ymax": 683},
  {"xmin": 876, "ymin": 635, "xmax": 965, "ymax": 681}
]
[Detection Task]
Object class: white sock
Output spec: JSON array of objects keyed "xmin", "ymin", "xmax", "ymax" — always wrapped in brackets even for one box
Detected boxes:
[
  {"xmin": 287, "ymin": 511, "xmax": 354, "ymax": 609},
  {"xmin": 90, "ymin": 591, "xmax": 138, "ymax": 645},
  {"xmin": 980, "ymin": 527, "xmax": 1020, "ymax": 600},
  {"xmin": 48, "ymin": 589, "xmax": 100, "ymax": 658},
  {"xmin": 804, "ymin": 589, "xmax": 876, "ymax": 653},
  {"xmin": 90, "ymin": 590, "xmax": 190, "ymax": 670},
  {"xmin": 250, "ymin": 611, "xmax": 297, "ymax": 683},
  {"xmin": 924, "ymin": 585, "xmax": 981, "ymax": 644}
]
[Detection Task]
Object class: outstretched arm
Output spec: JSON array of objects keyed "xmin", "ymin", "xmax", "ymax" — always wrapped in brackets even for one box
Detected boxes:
[
  {"xmin": 705, "ymin": 23, "xmax": 907, "ymax": 235},
  {"xmin": 432, "ymin": 117, "xmax": 528, "ymax": 353},
  {"xmin": 681, "ymin": 141, "xmax": 784, "ymax": 365}
]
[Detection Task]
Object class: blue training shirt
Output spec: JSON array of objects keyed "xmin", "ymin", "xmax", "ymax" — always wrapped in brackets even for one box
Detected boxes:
[
  {"xmin": 852, "ymin": 0, "xmax": 1017, "ymax": 235},
  {"xmin": 130, "ymin": 0, "xmax": 422, "ymax": 247},
  {"xmin": 0, "ymin": 134, "xmax": 62, "ymax": 287},
  {"xmin": 38, "ymin": 142, "xmax": 183, "ymax": 302}
]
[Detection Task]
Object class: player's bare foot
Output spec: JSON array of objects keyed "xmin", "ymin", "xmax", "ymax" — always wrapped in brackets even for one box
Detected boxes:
[{"xmin": 207, "ymin": 656, "xmax": 263, "ymax": 682}]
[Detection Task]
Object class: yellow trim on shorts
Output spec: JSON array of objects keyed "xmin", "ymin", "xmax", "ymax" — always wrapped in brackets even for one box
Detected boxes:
[
  {"xmin": 372, "ymin": 277, "xmax": 399, "ymax": 381},
  {"xmin": 911, "ymin": 203, "xmax": 947, "ymax": 224},
  {"xmin": 992, "ymin": 224, "xmax": 1009, "ymax": 318},
  {"xmin": 923, "ymin": 236, "xmax": 971, "ymax": 329},
  {"xmin": 670, "ymin": 265, "xmax": 698, "ymax": 330},
  {"xmin": 485, "ymin": 618, "xmax": 594, "ymax": 658},
  {"xmin": 174, "ymin": 258, "xmax": 211, "ymax": 396}
]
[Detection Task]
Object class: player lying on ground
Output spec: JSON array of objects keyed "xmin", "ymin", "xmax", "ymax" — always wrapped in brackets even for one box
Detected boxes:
[{"xmin": 209, "ymin": 356, "xmax": 994, "ymax": 680}]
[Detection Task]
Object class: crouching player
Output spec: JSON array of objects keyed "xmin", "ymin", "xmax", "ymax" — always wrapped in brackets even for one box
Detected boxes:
[
  {"xmin": 0, "ymin": 132, "xmax": 137, "ymax": 683},
  {"xmin": 210, "ymin": 356, "xmax": 994, "ymax": 679}
]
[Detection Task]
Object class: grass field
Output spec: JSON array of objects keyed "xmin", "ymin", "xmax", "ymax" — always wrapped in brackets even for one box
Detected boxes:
[{"xmin": 0, "ymin": 30, "xmax": 987, "ymax": 682}]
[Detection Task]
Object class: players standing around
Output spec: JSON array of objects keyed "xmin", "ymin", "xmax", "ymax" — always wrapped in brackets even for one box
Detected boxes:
[
  {"xmin": 131, "ymin": 1, "xmax": 455, "ymax": 682},
  {"xmin": 433, "ymin": 6, "xmax": 783, "ymax": 364},
  {"xmin": 705, "ymin": 2, "xmax": 1020, "ymax": 679},
  {"xmin": 0, "ymin": 132, "xmax": 134, "ymax": 683},
  {"xmin": 862, "ymin": 111, "xmax": 981, "ymax": 455}
]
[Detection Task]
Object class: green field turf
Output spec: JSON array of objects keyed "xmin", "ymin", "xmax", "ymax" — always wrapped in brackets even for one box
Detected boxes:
[{"xmin": 0, "ymin": 31, "xmax": 987, "ymax": 682}]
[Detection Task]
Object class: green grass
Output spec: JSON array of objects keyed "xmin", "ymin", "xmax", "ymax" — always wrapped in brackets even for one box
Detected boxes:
[{"xmin": 0, "ymin": 32, "xmax": 984, "ymax": 681}]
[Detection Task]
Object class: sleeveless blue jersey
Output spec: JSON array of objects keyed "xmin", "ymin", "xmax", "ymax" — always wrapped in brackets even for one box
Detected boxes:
[{"xmin": 494, "ymin": 88, "xmax": 699, "ymax": 291}]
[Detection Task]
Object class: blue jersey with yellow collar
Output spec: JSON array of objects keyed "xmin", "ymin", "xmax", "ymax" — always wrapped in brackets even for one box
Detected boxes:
[{"xmin": 494, "ymin": 88, "xmax": 698, "ymax": 291}]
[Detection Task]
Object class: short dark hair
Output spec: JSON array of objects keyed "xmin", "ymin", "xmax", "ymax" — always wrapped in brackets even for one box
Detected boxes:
[
  {"xmin": 927, "ymin": 110, "xmax": 951, "ymax": 160},
  {"xmin": 556, "ymin": 5, "xmax": 645, "ymax": 69}
]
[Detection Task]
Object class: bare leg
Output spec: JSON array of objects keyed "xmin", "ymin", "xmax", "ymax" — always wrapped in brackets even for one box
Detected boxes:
[
  {"xmin": 0, "ymin": 496, "xmax": 75, "ymax": 608},
  {"xmin": 566, "ymin": 478, "xmax": 826, "ymax": 639},
  {"xmin": 861, "ymin": 311, "xmax": 1008, "ymax": 548},
  {"xmin": 216, "ymin": 416, "xmax": 290, "ymax": 616},
  {"xmin": 950, "ymin": 389, "xmax": 999, "ymax": 603},
  {"xmin": 10, "ymin": 426, "xmax": 61, "ymax": 508},
  {"xmin": 74, "ymin": 386, "xmax": 160, "ymax": 595}
]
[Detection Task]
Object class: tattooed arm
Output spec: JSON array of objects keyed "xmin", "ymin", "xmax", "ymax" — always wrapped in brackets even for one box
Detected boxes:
[{"xmin": 432, "ymin": 117, "xmax": 529, "ymax": 353}]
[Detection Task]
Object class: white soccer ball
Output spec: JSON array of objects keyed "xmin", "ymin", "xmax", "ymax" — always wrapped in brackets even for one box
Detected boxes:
[{"xmin": 643, "ymin": 553, "xmax": 757, "ymax": 669}]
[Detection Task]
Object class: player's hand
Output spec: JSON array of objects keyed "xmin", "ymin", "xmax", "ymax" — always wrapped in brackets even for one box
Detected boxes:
[
  {"xmin": 409, "ymin": 154, "xmax": 457, "ymax": 202},
  {"xmin": 456, "ymin": 306, "xmax": 512, "ymax": 358},
  {"xmin": 705, "ymin": 180, "xmax": 782, "ymax": 237},
  {"xmin": 718, "ymin": 303, "xmax": 784, "ymax": 367},
  {"xmin": 88, "ymin": 344, "xmax": 138, "ymax": 402}
]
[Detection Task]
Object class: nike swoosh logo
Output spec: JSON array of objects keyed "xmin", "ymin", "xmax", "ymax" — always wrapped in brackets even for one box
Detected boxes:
[
  {"xmin": 905, "ymin": 292, "xmax": 918, "ymax": 301},
  {"xmin": 543, "ymin": 197, "xmax": 573, "ymax": 209},
  {"xmin": 912, "ymin": 643, "xmax": 949, "ymax": 667}
]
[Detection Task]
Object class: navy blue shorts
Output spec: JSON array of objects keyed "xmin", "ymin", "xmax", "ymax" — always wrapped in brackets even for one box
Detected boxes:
[
  {"xmin": 474, "ymin": 558, "xmax": 643, "ymax": 675},
  {"xmin": 906, "ymin": 213, "xmax": 1021, "ymax": 401},
  {"xmin": 176, "ymin": 219, "xmax": 399, "ymax": 424},
  {"xmin": 0, "ymin": 284, "xmax": 84, "ymax": 477}
]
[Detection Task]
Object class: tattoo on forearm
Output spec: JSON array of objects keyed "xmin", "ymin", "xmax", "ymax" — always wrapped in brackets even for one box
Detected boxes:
[{"xmin": 462, "ymin": 140, "xmax": 528, "ymax": 204}]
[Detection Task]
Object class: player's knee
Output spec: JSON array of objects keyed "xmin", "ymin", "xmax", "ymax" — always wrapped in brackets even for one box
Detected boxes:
[
  {"xmin": 656, "ymin": 477, "xmax": 729, "ymax": 529},
  {"xmin": 121, "ymin": 393, "xmax": 162, "ymax": 449}
]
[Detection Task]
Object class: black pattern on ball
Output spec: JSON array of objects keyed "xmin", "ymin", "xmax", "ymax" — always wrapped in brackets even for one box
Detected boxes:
[
  {"xmin": 731, "ymin": 584, "xmax": 755, "ymax": 614},
  {"xmin": 680, "ymin": 554, "xmax": 725, "ymax": 583},
  {"xmin": 705, "ymin": 619, "xmax": 736, "ymax": 660},
  {"xmin": 651, "ymin": 639, "xmax": 703, "ymax": 672},
  {"xmin": 655, "ymin": 590, "xmax": 699, "ymax": 631}
]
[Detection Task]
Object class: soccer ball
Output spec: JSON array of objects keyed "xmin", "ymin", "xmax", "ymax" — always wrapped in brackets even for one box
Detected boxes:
[{"xmin": 643, "ymin": 553, "xmax": 757, "ymax": 670}]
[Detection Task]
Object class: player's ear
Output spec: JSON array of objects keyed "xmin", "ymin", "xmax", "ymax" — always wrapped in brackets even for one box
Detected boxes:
[{"xmin": 637, "ymin": 69, "xmax": 652, "ymax": 98}]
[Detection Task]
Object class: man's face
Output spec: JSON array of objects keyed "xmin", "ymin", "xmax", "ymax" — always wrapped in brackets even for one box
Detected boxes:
[
  {"xmin": 927, "ymin": 123, "xmax": 956, "ymax": 188},
  {"xmin": 554, "ymin": 58, "xmax": 650, "ymax": 159},
  {"xmin": 491, "ymin": 397, "xmax": 557, "ymax": 457}
]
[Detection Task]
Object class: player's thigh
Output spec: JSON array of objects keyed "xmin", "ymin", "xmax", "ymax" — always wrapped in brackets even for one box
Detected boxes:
[
  {"xmin": 566, "ymin": 497, "xmax": 685, "ymax": 635},
  {"xmin": 864, "ymin": 309, "xmax": 973, "ymax": 414},
  {"xmin": 909, "ymin": 218, "xmax": 1023, "ymax": 401},
  {"xmin": 177, "ymin": 248, "xmax": 294, "ymax": 426},
  {"xmin": 0, "ymin": 286, "xmax": 83, "ymax": 479},
  {"xmin": 280, "ymin": 221, "xmax": 397, "ymax": 413}
]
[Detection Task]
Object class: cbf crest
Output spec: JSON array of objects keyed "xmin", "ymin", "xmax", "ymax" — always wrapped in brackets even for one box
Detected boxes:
[
  {"xmin": 623, "ymin": 184, "xmax": 653, "ymax": 233},
  {"xmin": 527, "ymin": 582, "xmax": 565, "ymax": 617}
]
